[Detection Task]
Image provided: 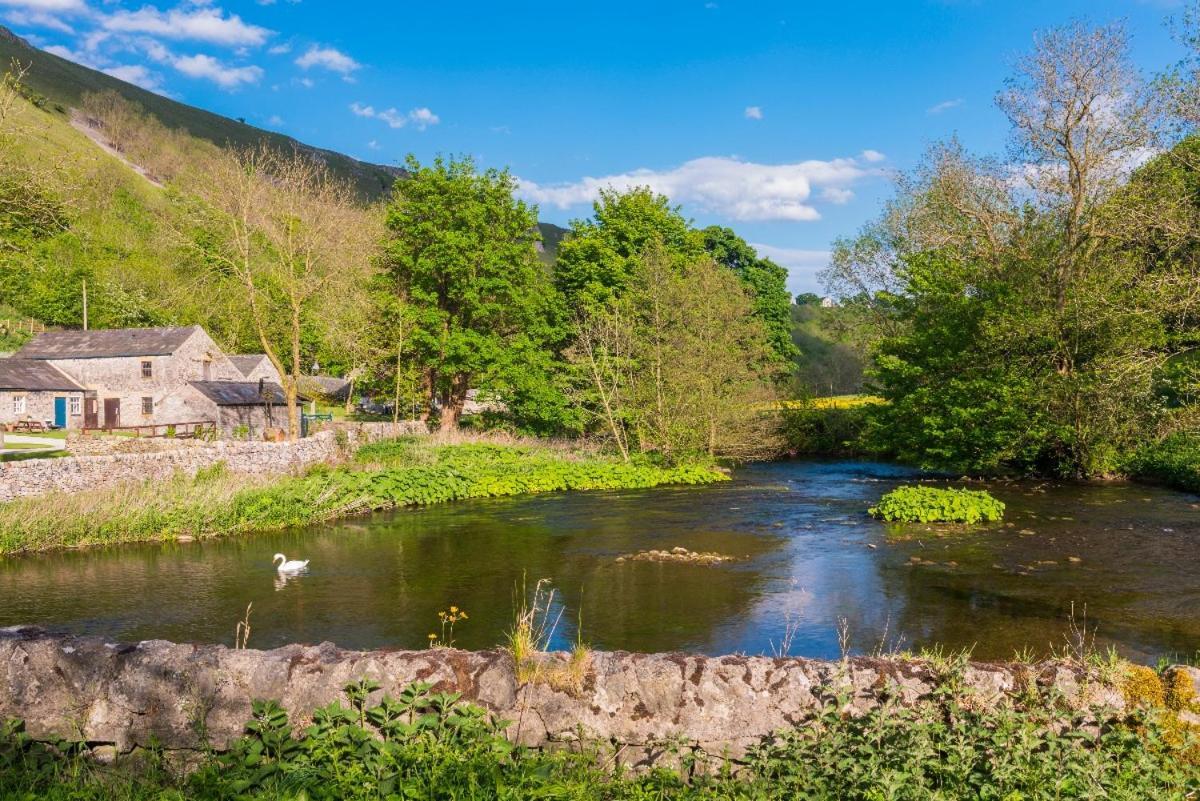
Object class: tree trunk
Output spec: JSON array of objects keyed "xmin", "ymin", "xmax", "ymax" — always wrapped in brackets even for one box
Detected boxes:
[{"xmin": 438, "ymin": 374, "xmax": 470, "ymax": 432}]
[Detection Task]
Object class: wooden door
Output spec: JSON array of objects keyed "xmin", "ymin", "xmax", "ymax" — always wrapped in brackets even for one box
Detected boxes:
[
  {"xmin": 103, "ymin": 398, "xmax": 120, "ymax": 430},
  {"xmin": 84, "ymin": 398, "xmax": 99, "ymax": 429}
]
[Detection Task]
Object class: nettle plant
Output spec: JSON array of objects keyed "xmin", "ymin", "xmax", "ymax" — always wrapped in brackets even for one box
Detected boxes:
[{"xmin": 869, "ymin": 485, "xmax": 1005, "ymax": 524}]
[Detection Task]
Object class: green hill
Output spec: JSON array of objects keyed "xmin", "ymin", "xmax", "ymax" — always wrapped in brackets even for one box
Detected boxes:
[{"xmin": 0, "ymin": 25, "xmax": 402, "ymax": 199}]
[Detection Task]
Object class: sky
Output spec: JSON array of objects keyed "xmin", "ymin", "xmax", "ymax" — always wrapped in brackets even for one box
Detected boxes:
[{"xmin": 3, "ymin": 0, "xmax": 1191, "ymax": 294}]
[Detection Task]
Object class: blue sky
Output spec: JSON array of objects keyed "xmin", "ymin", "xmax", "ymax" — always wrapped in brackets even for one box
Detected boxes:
[{"xmin": 4, "ymin": 0, "xmax": 1189, "ymax": 293}]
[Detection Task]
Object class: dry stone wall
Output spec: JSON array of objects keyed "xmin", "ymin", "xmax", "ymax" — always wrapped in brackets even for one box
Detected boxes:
[
  {"xmin": 0, "ymin": 421, "xmax": 426, "ymax": 501},
  {"xmin": 0, "ymin": 627, "xmax": 1128, "ymax": 768}
]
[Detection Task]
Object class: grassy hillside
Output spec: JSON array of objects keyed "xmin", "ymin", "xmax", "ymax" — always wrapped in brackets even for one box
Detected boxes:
[{"xmin": 0, "ymin": 25, "xmax": 401, "ymax": 200}]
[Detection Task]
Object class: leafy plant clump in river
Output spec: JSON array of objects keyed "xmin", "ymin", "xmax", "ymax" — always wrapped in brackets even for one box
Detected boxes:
[
  {"xmin": 0, "ymin": 439, "xmax": 726, "ymax": 554},
  {"xmin": 869, "ymin": 485, "xmax": 1006, "ymax": 524},
  {"xmin": 3, "ymin": 675, "xmax": 1200, "ymax": 800}
]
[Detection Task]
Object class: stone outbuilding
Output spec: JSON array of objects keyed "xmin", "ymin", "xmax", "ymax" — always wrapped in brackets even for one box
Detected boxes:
[
  {"xmin": 15, "ymin": 326, "xmax": 242, "ymax": 430},
  {"xmin": 0, "ymin": 359, "xmax": 86, "ymax": 430},
  {"xmin": 183, "ymin": 380, "xmax": 300, "ymax": 439}
]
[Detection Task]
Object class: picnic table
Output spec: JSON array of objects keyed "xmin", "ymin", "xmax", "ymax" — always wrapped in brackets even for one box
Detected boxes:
[{"xmin": 10, "ymin": 420, "xmax": 48, "ymax": 433}]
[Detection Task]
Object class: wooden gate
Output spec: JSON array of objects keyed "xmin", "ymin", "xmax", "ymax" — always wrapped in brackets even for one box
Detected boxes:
[
  {"xmin": 103, "ymin": 398, "xmax": 120, "ymax": 429},
  {"xmin": 84, "ymin": 398, "xmax": 99, "ymax": 429}
]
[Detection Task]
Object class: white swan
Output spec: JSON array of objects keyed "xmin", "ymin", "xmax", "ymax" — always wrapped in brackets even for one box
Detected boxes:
[{"xmin": 273, "ymin": 553, "xmax": 309, "ymax": 573}]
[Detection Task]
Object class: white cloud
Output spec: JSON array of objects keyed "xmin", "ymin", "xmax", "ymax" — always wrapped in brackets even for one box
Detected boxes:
[
  {"xmin": 103, "ymin": 5, "xmax": 272, "ymax": 47},
  {"xmin": 749, "ymin": 243, "xmax": 831, "ymax": 294},
  {"xmin": 267, "ymin": 113, "xmax": 283, "ymax": 125},
  {"xmin": 172, "ymin": 52, "xmax": 262, "ymax": 87},
  {"xmin": 44, "ymin": 42, "xmax": 100, "ymax": 67},
  {"xmin": 103, "ymin": 63, "xmax": 166, "ymax": 93},
  {"xmin": 295, "ymin": 44, "xmax": 358, "ymax": 74},
  {"xmin": 351, "ymin": 101, "xmax": 439, "ymax": 130},
  {"xmin": 927, "ymin": 98, "xmax": 963, "ymax": 115},
  {"xmin": 820, "ymin": 186, "xmax": 855, "ymax": 204},
  {"xmin": 407, "ymin": 106, "xmax": 439, "ymax": 130},
  {"xmin": 3, "ymin": 7, "xmax": 74, "ymax": 32},
  {"xmin": 267, "ymin": 42, "xmax": 290, "ymax": 54},
  {"xmin": 0, "ymin": 0, "xmax": 87, "ymax": 12},
  {"xmin": 860, "ymin": 149, "xmax": 886, "ymax": 163},
  {"xmin": 366, "ymin": 139, "xmax": 379, "ymax": 150},
  {"xmin": 744, "ymin": 105, "xmax": 763, "ymax": 120},
  {"xmin": 295, "ymin": 76, "xmax": 313, "ymax": 88},
  {"xmin": 519, "ymin": 154, "xmax": 883, "ymax": 222}
]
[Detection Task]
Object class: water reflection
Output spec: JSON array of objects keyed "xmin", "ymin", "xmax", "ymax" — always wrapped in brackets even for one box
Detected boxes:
[{"xmin": 1, "ymin": 461, "xmax": 1197, "ymax": 662}]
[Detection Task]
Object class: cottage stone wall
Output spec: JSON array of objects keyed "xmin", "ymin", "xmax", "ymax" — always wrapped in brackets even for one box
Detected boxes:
[
  {"xmin": 0, "ymin": 627, "xmax": 1133, "ymax": 767},
  {"xmin": 46, "ymin": 328, "xmax": 241, "ymax": 429},
  {"xmin": 0, "ymin": 421, "xmax": 427, "ymax": 501},
  {"xmin": 0, "ymin": 389, "xmax": 86, "ymax": 430}
]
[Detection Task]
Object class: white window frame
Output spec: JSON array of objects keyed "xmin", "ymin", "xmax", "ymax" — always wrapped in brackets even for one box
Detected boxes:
[
  {"xmin": 12, "ymin": 394, "xmax": 26, "ymax": 415},
  {"xmin": 141, "ymin": 396, "xmax": 154, "ymax": 415},
  {"xmin": 69, "ymin": 396, "xmax": 81, "ymax": 415}
]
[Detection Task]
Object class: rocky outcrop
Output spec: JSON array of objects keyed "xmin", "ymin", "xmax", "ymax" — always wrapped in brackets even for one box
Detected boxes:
[{"xmin": 0, "ymin": 627, "xmax": 1125, "ymax": 767}]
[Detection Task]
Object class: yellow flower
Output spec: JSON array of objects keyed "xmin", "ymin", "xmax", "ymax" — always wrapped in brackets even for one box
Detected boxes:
[
  {"xmin": 460, "ymin": 612, "xmax": 469, "ymax": 620},
  {"xmin": 427, "ymin": 633, "xmax": 437, "ymax": 640},
  {"xmin": 450, "ymin": 606, "xmax": 459, "ymax": 613}
]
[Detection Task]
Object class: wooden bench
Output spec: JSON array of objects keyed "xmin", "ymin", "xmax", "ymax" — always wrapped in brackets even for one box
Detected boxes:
[{"xmin": 11, "ymin": 420, "xmax": 48, "ymax": 433}]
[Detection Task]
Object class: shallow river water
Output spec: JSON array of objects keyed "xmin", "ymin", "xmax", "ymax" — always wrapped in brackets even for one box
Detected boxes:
[{"xmin": 2, "ymin": 460, "xmax": 1198, "ymax": 661}]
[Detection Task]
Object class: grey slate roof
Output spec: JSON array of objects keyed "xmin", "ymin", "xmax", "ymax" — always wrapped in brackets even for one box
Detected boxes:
[
  {"xmin": 16, "ymin": 326, "xmax": 201, "ymax": 360},
  {"xmin": 189, "ymin": 380, "xmax": 299, "ymax": 406},
  {"xmin": 228, "ymin": 354, "xmax": 269, "ymax": 377},
  {"xmin": 0, "ymin": 359, "xmax": 85, "ymax": 391}
]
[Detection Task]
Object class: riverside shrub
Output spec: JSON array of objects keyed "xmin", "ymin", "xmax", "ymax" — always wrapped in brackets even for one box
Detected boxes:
[
  {"xmin": 1126, "ymin": 434, "xmax": 1200, "ymax": 494},
  {"xmin": 869, "ymin": 485, "xmax": 1005, "ymax": 524}
]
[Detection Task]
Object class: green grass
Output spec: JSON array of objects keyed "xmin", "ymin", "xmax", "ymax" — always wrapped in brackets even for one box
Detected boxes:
[
  {"xmin": 0, "ymin": 438, "xmax": 726, "ymax": 554},
  {"xmin": 2, "ymin": 673, "xmax": 1197, "ymax": 800}
]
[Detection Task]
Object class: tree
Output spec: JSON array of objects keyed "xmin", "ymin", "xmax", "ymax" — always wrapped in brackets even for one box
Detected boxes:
[
  {"xmin": 554, "ymin": 187, "xmax": 702, "ymax": 309},
  {"xmin": 567, "ymin": 241, "xmax": 780, "ymax": 461},
  {"xmin": 700, "ymin": 225, "xmax": 799, "ymax": 368},
  {"xmin": 190, "ymin": 144, "xmax": 370, "ymax": 439},
  {"xmin": 380, "ymin": 156, "xmax": 559, "ymax": 431}
]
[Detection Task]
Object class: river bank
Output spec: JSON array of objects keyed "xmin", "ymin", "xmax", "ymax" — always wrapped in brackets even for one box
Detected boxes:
[
  {"xmin": 2, "ymin": 627, "xmax": 1198, "ymax": 799},
  {"xmin": 0, "ymin": 435, "xmax": 725, "ymax": 555}
]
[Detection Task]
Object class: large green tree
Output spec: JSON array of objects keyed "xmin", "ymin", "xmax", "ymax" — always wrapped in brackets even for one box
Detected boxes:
[{"xmin": 380, "ymin": 156, "xmax": 565, "ymax": 431}]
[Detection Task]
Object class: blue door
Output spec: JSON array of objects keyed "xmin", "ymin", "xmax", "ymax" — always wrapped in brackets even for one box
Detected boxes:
[{"xmin": 53, "ymin": 396, "xmax": 67, "ymax": 429}]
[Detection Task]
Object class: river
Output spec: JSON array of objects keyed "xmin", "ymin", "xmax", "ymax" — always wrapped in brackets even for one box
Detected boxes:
[{"xmin": 2, "ymin": 460, "xmax": 1197, "ymax": 662}]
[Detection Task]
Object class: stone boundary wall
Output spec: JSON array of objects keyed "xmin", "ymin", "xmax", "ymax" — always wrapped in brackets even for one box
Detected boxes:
[
  {"xmin": 0, "ymin": 421, "xmax": 427, "ymax": 502},
  {"xmin": 0, "ymin": 627, "xmax": 1130, "ymax": 767}
]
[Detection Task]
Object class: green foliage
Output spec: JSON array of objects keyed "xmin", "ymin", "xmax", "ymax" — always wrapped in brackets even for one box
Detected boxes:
[
  {"xmin": 869, "ymin": 485, "xmax": 1006, "ymax": 524},
  {"xmin": 3, "ymin": 679, "xmax": 1199, "ymax": 799},
  {"xmin": 700, "ymin": 225, "xmax": 798, "ymax": 367},
  {"xmin": 1126, "ymin": 434, "xmax": 1200, "ymax": 494},
  {"xmin": 780, "ymin": 401, "xmax": 870, "ymax": 456},
  {"xmin": 555, "ymin": 186, "xmax": 703, "ymax": 310}
]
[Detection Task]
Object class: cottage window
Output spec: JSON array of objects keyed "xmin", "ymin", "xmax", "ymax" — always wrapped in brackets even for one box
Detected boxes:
[
  {"xmin": 141, "ymin": 360, "xmax": 153, "ymax": 379},
  {"xmin": 11, "ymin": 394, "xmax": 25, "ymax": 415},
  {"xmin": 69, "ymin": 396, "xmax": 81, "ymax": 415},
  {"xmin": 141, "ymin": 396, "xmax": 154, "ymax": 415}
]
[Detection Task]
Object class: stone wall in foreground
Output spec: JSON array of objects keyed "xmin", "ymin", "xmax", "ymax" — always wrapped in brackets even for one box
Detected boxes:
[
  {"xmin": 0, "ymin": 627, "xmax": 1128, "ymax": 768},
  {"xmin": 0, "ymin": 421, "xmax": 427, "ymax": 501}
]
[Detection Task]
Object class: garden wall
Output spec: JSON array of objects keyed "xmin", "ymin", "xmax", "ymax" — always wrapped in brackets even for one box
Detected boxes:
[
  {"xmin": 0, "ymin": 627, "xmax": 1133, "ymax": 768},
  {"xmin": 0, "ymin": 421, "xmax": 427, "ymax": 501}
]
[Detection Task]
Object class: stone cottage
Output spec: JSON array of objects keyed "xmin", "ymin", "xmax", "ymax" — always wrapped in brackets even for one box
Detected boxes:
[
  {"xmin": 15, "ymin": 326, "xmax": 244, "ymax": 430},
  {"xmin": 0, "ymin": 359, "xmax": 86, "ymax": 430}
]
